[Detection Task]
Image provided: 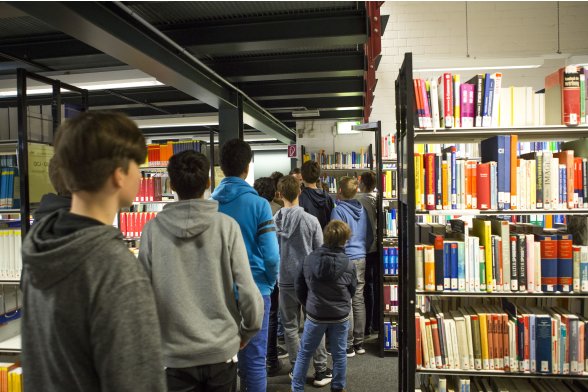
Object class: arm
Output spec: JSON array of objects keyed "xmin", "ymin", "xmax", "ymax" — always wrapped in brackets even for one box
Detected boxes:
[
  {"xmin": 365, "ymin": 212, "xmax": 374, "ymax": 252},
  {"xmin": 330, "ymin": 206, "xmax": 342, "ymax": 222},
  {"xmin": 348, "ymin": 262, "xmax": 358, "ymax": 298},
  {"xmin": 257, "ymin": 200, "xmax": 280, "ymax": 287},
  {"xmin": 137, "ymin": 221, "xmax": 153, "ymax": 280},
  {"xmin": 295, "ymin": 260, "xmax": 308, "ymax": 306},
  {"xmin": 312, "ymin": 219, "xmax": 323, "ymax": 251},
  {"xmin": 230, "ymin": 221, "xmax": 264, "ymax": 345}
]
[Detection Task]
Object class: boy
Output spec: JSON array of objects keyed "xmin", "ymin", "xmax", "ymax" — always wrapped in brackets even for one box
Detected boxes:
[
  {"xmin": 299, "ymin": 160, "xmax": 335, "ymax": 229},
  {"xmin": 292, "ymin": 220, "xmax": 357, "ymax": 392},
  {"xmin": 274, "ymin": 175, "xmax": 331, "ymax": 387},
  {"xmin": 211, "ymin": 139, "xmax": 280, "ymax": 392},
  {"xmin": 21, "ymin": 111, "xmax": 165, "ymax": 391},
  {"xmin": 139, "ymin": 150, "xmax": 263, "ymax": 391},
  {"xmin": 331, "ymin": 176, "xmax": 373, "ymax": 357},
  {"xmin": 33, "ymin": 157, "xmax": 72, "ymax": 222}
]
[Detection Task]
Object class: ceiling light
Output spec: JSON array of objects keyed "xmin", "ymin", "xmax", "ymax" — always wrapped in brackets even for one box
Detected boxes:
[
  {"xmin": 292, "ymin": 110, "xmax": 320, "ymax": 118},
  {"xmin": 415, "ymin": 65, "xmax": 542, "ymax": 72},
  {"xmin": 337, "ymin": 121, "xmax": 361, "ymax": 135},
  {"xmin": 134, "ymin": 116, "xmax": 219, "ymax": 129},
  {"xmin": 0, "ymin": 80, "xmax": 163, "ymax": 98}
]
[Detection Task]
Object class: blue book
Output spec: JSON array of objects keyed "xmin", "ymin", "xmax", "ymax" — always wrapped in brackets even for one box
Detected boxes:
[
  {"xmin": 393, "ymin": 248, "xmax": 398, "ymax": 275},
  {"xmin": 481, "ymin": 73, "xmax": 492, "ymax": 126},
  {"xmin": 490, "ymin": 162, "xmax": 498, "ymax": 210},
  {"xmin": 560, "ymin": 165, "xmax": 567, "ymax": 208},
  {"xmin": 384, "ymin": 248, "xmax": 390, "ymax": 275},
  {"xmin": 481, "ymin": 136, "xmax": 509, "ymax": 210},
  {"xmin": 450, "ymin": 242, "xmax": 458, "ymax": 291},
  {"xmin": 537, "ymin": 234, "xmax": 558, "ymax": 292},
  {"xmin": 457, "ymin": 241, "xmax": 465, "ymax": 291},
  {"xmin": 487, "ymin": 77, "xmax": 495, "ymax": 124},
  {"xmin": 535, "ymin": 314, "xmax": 552, "ymax": 373},
  {"xmin": 444, "ymin": 242, "xmax": 451, "ymax": 290},
  {"xmin": 558, "ymin": 234, "xmax": 573, "ymax": 293}
]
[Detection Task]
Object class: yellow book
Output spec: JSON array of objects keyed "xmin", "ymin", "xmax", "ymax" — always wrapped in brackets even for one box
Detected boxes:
[
  {"xmin": 415, "ymin": 153, "xmax": 422, "ymax": 210},
  {"xmin": 386, "ymin": 170, "xmax": 392, "ymax": 199},
  {"xmin": 423, "ymin": 245, "xmax": 436, "ymax": 291},
  {"xmin": 454, "ymin": 74, "xmax": 461, "ymax": 128},
  {"xmin": 473, "ymin": 218, "xmax": 494, "ymax": 292},
  {"xmin": 442, "ymin": 160, "xmax": 449, "ymax": 209},
  {"xmin": 477, "ymin": 309, "xmax": 490, "ymax": 370}
]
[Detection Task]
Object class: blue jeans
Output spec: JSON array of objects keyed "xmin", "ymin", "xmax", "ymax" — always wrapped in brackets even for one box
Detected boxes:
[
  {"xmin": 291, "ymin": 319, "xmax": 349, "ymax": 392},
  {"xmin": 238, "ymin": 295, "xmax": 270, "ymax": 391}
]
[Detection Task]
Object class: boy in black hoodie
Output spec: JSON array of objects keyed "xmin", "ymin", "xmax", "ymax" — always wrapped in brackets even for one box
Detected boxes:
[
  {"xmin": 292, "ymin": 220, "xmax": 357, "ymax": 392},
  {"xmin": 299, "ymin": 160, "xmax": 334, "ymax": 229}
]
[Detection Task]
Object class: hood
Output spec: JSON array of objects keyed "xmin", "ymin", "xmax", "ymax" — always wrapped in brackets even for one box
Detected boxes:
[
  {"xmin": 32, "ymin": 193, "xmax": 71, "ymax": 222},
  {"xmin": 335, "ymin": 199, "xmax": 363, "ymax": 220},
  {"xmin": 22, "ymin": 210, "xmax": 121, "ymax": 290},
  {"xmin": 301, "ymin": 188, "xmax": 330, "ymax": 209},
  {"xmin": 211, "ymin": 177, "xmax": 257, "ymax": 204},
  {"xmin": 274, "ymin": 206, "xmax": 306, "ymax": 238},
  {"xmin": 155, "ymin": 199, "xmax": 219, "ymax": 239},
  {"xmin": 310, "ymin": 246, "xmax": 348, "ymax": 281}
]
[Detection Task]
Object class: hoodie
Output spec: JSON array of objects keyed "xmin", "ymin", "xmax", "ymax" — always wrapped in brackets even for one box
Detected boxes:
[
  {"xmin": 139, "ymin": 199, "xmax": 263, "ymax": 368},
  {"xmin": 273, "ymin": 206, "xmax": 323, "ymax": 287},
  {"xmin": 32, "ymin": 193, "xmax": 71, "ymax": 223},
  {"xmin": 295, "ymin": 246, "xmax": 357, "ymax": 322},
  {"xmin": 299, "ymin": 187, "xmax": 335, "ymax": 229},
  {"xmin": 211, "ymin": 177, "xmax": 280, "ymax": 296},
  {"xmin": 331, "ymin": 199, "xmax": 373, "ymax": 260},
  {"xmin": 355, "ymin": 192, "xmax": 378, "ymax": 252},
  {"xmin": 21, "ymin": 210, "xmax": 165, "ymax": 392}
]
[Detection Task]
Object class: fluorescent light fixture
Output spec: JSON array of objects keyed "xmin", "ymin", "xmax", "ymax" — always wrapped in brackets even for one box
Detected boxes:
[
  {"xmin": 134, "ymin": 116, "xmax": 219, "ymax": 129},
  {"xmin": 292, "ymin": 110, "xmax": 320, "ymax": 118},
  {"xmin": 337, "ymin": 121, "xmax": 361, "ymax": 135},
  {"xmin": 415, "ymin": 64, "xmax": 542, "ymax": 72},
  {"xmin": 0, "ymin": 80, "xmax": 163, "ymax": 97},
  {"xmin": 412, "ymin": 56, "xmax": 544, "ymax": 73}
]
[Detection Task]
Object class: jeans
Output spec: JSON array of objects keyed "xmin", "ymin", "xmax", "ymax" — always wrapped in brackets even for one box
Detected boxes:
[
  {"xmin": 266, "ymin": 284, "xmax": 279, "ymax": 367},
  {"xmin": 364, "ymin": 251, "xmax": 380, "ymax": 334},
  {"xmin": 291, "ymin": 319, "xmax": 349, "ymax": 392},
  {"xmin": 348, "ymin": 258, "xmax": 366, "ymax": 347},
  {"xmin": 238, "ymin": 295, "xmax": 270, "ymax": 391},
  {"xmin": 279, "ymin": 285, "xmax": 327, "ymax": 372},
  {"xmin": 166, "ymin": 362, "xmax": 237, "ymax": 392}
]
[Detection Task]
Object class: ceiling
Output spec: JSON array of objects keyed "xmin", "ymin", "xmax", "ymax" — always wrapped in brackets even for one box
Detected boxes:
[{"xmin": 0, "ymin": 1, "xmax": 387, "ymax": 141}]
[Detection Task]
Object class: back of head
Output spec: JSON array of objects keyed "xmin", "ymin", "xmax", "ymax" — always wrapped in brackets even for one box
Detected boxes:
[
  {"xmin": 54, "ymin": 111, "xmax": 146, "ymax": 192},
  {"xmin": 289, "ymin": 167, "xmax": 301, "ymax": 176},
  {"xmin": 278, "ymin": 175, "xmax": 301, "ymax": 203},
  {"xmin": 324, "ymin": 220, "xmax": 351, "ymax": 248},
  {"xmin": 253, "ymin": 177, "xmax": 275, "ymax": 203},
  {"xmin": 168, "ymin": 150, "xmax": 210, "ymax": 200},
  {"xmin": 220, "ymin": 139, "xmax": 251, "ymax": 177},
  {"xmin": 338, "ymin": 176, "xmax": 359, "ymax": 200},
  {"xmin": 359, "ymin": 171, "xmax": 376, "ymax": 192},
  {"xmin": 48, "ymin": 156, "xmax": 71, "ymax": 197},
  {"xmin": 301, "ymin": 160, "xmax": 320, "ymax": 184},
  {"xmin": 270, "ymin": 171, "xmax": 284, "ymax": 189}
]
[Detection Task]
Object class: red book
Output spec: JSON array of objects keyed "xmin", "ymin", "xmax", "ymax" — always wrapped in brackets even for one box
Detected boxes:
[
  {"xmin": 120, "ymin": 212, "xmax": 127, "ymax": 237},
  {"xmin": 134, "ymin": 213, "xmax": 140, "ymax": 238},
  {"xmin": 502, "ymin": 313, "xmax": 510, "ymax": 371},
  {"xmin": 425, "ymin": 153, "xmax": 436, "ymax": 210},
  {"xmin": 545, "ymin": 66, "xmax": 581, "ymax": 126},
  {"xmin": 465, "ymin": 160, "xmax": 472, "ymax": 209},
  {"xmin": 140, "ymin": 177, "xmax": 146, "ymax": 202},
  {"xmin": 523, "ymin": 312, "xmax": 530, "ymax": 372},
  {"xmin": 414, "ymin": 79, "xmax": 424, "ymax": 128},
  {"xmin": 487, "ymin": 315, "xmax": 495, "ymax": 369},
  {"xmin": 477, "ymin": 163, "xmax": 491, "ymax": 209},
  {"xmin": 557, "ymin": 150, "xmax": 575, "ymax": 208},
  {"xmin": 147, "ymin": 177, "xmax": 154, "ymax": 202},
  {"xmin": 415, "ymin": 314, "xmax": 423, "ymax": 368},
  {"xmin": 493, "ymin": 313, "xmax": 502, "ymax": 370},
  {"xmin": 443, "ymin": 73, "xmax": 454, "ymax": 128},
  {"xmin": 471, "ymin": 162, "xmax": 478, "ymax": 209},
  {"xmin": 430, "ymin": 317, "xmax": 442, "ymax": 368},
  {"xmin": 384, "ymin": 285, "xmax": 391, "ymax": 311}
]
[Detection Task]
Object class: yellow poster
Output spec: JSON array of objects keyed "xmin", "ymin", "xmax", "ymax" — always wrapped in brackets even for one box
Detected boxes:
[{"xmin": 27, "ymin": 142, "xmax": 55, "ymax": 204}]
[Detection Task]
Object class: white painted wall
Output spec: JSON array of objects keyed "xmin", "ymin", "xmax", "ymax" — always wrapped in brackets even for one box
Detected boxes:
[{"xmin": 253, "ymin": 150, "xmax": 293, "ymax": 179}]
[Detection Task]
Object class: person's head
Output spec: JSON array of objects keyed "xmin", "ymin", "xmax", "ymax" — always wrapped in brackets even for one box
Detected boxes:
[
  {"xmin": 359, "ymin": 171, "xmax": 376, "ymax": 193},
  {"xmin": 277, "ymin": 175, "xmax": 301, "ymax": 204},
  {"xmin": 48, "ymin": 156, "xmax": 71, "ymax": 197},
  {"xmin": 254, "ymin": 177, "xmax": 276, "ymax": 203},
  {"xmin": 323, "ymin": 220, "xmax": 351, "ymax": 248},
  {"xmin": 270, "ymin": 171, "xmax": 284, "ymax": 190},
  {"xmin": 220, "ymin": 139, "xmax": 252, "ymax": 178},
  {"xmin": 54, "ymin": 111, "xmax": 146, "ymax": 207},
  {"xmin": 167, "ymin": 150, "xmax": 210, "ymax": 200},
  {"xmin": 338, "ymin": 176, "xmax": 359, "ymax": 200},
  {"xmin": 289, "ymin": 167, "xmax": 302, "ymax": 183},
  {"xmin": 301, "ymin": 160, "xmax": 320, "ymax": 184}
]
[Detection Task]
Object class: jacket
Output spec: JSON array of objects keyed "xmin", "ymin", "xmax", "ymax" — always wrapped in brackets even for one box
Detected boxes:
[
  {"xmin": 21, "ymin": 210, "xmax": 165, "ymax": 392},
  {"xmin": 355, "ymin": 192, "xmax": 378, "ymax": 252},
  {"xmin": 299, "ymin": 188, "xmax": 335, "ymax": 229},
  {"xmin": 295, "ymin": 245, "xmax": 357, "ymax": 322},
  {"xmin": 211, "ymin": 177, "xmax": 280, "ymax": 296},
  {"xmin": 274, "ymin": 206, "xmax": 323, "ymax": 287},
  {"xmin": 331, "ymin": 199, "xmax": 373, "ymax": 260},
  {"xmin": 139, "ymin": 199, "xmax": 263, "ymax": 368}
]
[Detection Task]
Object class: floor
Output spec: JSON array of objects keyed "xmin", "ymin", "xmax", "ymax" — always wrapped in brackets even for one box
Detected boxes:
[{"xmin": 266, "ymin": 334, "xmax": 399, "ymax": 392}]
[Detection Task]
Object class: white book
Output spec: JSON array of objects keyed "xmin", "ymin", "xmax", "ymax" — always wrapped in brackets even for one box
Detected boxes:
[
  {"xmin": 574, "ymin": 246, "xmax": 581, "ymax": 292},
  {"xmin": 451, "ymin": 311, "xmax": 470, "ymax": 370},
  {"xmin": 7, "ymin": 229, "xmax": 15, "ymax": 280},
  {"xmin": 430, "ymin": 79, "xmax": 441, "ymax": 130},
  {"xmin": 525, "ymin": 87, "xmax": 535, "ymax": 126},
  {"xmin": 444, "ymin": 318, "xmax": 455, "ymax": 369},
  {"xmin": 415, "ymin": 245, "xmax": 424, "ymax": 290},
  {"xmin": 512, "ymin": 87, "xmax": 527, "ymax": 127},
  {"xmin": 499, "ymin": 87, "xmax": 512, "ymax": 128},
  {"xmin": 448, "ymin": 318, "xmax": 460, "ymax": 369},
  {"xmin": 551, "ymin": 157, "xmax": 560, "ymax": 209},
  {"xmin": 490, "ymin": 73, "xmax": 502, "ymax": 127},
  {"xmin": 473, "ymin": 237, "xmax": 480, "ymax": 292},
  {"xmin": 533, "ymin": 92, "xmax": 542, "ymax": 127},
  {"xmin": 462, "ymin": 310, "xmax": 475, "ymax": 368},
  {"xmin": 426, "ymin": 318, "xmax": 436, "ymax": 369}
]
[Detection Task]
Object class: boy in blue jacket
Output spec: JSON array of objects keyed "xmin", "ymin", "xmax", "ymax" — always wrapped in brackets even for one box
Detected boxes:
[
  {"xmin": 211, "ymin": 139, "xmax": 280, "ymax": 392},
  {"xmin": 292, "ymin": 220, "xmax": 357, "ymax": 392},
  {"xmin": 330, "ymin": 176, "xmax": 373, "ymax": 357}
]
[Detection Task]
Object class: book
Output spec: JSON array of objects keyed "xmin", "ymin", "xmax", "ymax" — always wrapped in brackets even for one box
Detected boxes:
[{"xmin": 545, "ymin": 65, "xmax": 582, "ymax": 126}]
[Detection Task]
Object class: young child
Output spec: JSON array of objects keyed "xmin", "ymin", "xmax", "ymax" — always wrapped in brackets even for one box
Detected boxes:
[
  {"xmin": 21, "ymin": 111, "xmax": 165, "ymax": 391},
  {"xmin": 139, "ymin": 150, "xmax": 263, "ymax": 391},
  {"xmin": 274, "ymin": 175, "xmax": 331, "ymax": 387},
  {"xmin": 292, "ymin": 220, "xmax": 357, "ymax": 392},
  {"xmin": 331, "ymin": 176, "xmax": 373, "ymax": 357},
  {"xmin": 299, "ymin": 160, "xmax": 334, "ymax": 229}
]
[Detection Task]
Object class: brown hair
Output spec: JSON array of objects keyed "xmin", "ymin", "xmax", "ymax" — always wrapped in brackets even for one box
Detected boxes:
[
  {"xmin": 338, "ymin": 176, "xmax": 358, "ymax": 199},
  {"xmin": 54, "ymin": 111, "xmax": 146, "ymax": 192},
  {"xmin": 277, "ymin": 175, "xmax": 300, "ymax": 203},
  {"xmin": 324, "ymin": 220, "xmax": 351, "ymax": 248},
  {"xmin": 301, "ymin": 160, "xmax": 320, "ymax": 183},
  {"xmin": 48, "ymin": 156, "xmax": 70, "ymax": 197},
  {"xmin": 359, "ymin": 171, "xmax": 376, "ymax": 192}
]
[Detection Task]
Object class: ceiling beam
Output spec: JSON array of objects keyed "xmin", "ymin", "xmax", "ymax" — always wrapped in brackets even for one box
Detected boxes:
[{"xmin": 239, "ymin": 78, "xmax": 364, "ymax": 100}]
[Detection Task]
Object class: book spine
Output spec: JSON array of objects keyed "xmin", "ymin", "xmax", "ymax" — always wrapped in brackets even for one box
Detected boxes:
[
  {"xmin": 425, "ymin": 153, "xmax": 436, "ymax": 210},
  {"xmin": 444, "ymin": 73, "xmax": 454, "ymax": 128},
  {"xmin": 563, "ymin": 66, "xmax": 581, "ymax": 126},
  {"xmin": 435, "ymin": 154, "xmax": 443, "ymax": 210},
  {"xmin": 482, "ymin": 73, "xmax": 492, "ymax": 127},
  {"xmin": 558, "ymin": 234, "xmax": 574, "ymax": 292},
  {"xmin": 573, "ymin": 246, "xmax": 581, "ymax": 292},
  {"xmin": 584, "ymin": 159, "xmax": 588, "ymax": 208},
  {"xmin": 518, "ymin": 234, "xmax": 527, "ymax": 292},
  {"xmin": 511, "ymin": 236, "xmax": 519, "ymax": 291},
  {"xmin": 536, "ymin": 152, "xmax": 544, "ymax": 209},
  {"xmin": 451, "ymin": 149, "xmax": 457, "ymax": 209},
  {"xmin": 540, "ymin": 235, "xmax": 558, "ymax": 292},
  {"xmin": 475, "ymin": 75, "xmax": 484, "ymax": 127},
  {"xmin": 454, "ymin": 74, "xmax": 461, "ymax": 128}
]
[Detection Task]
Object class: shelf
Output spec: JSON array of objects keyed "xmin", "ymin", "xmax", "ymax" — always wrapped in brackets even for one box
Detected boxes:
[
  {"xmin": 0, "ymin": 334, "xmax": 20, "ymax": 354},
  {"xmin": 0, "ymin": 210, "xmax": 20, "ymax": 214},
  {"xmin": 140, "ymin": 166, "xmax": 168, "ymax": 170},
  {"xmin": 132, "ymin": 200, "xmax": 172, "ymax": 204},
  {"xmin": 123, "ymin": 237, "xmax": 141, "ymax": 241},
  {"xmin": 320, "ymin": 168, "xmax": 372, "ymax": 171},
  {"xmin": 383, "ymin": 235, "xmax": 398, "ymax": 239},
  {"xmin": 416, "ymin": 290, "xmax": 588, "ymax": 298},
  {"xmin": 383, "ymin": 198, "xmax": 398, "ymax": 201},
  {"xmin": 416, "ymin": 368, "xmax": 588, "ymax": 379},
  {"xmin": 413, "ymin": 125, "xmax": 588, "ymax": 143},
  {"xmin": 416, "ymin": 208, "xmax": 588, "ymax": 216},
  {"xmin": 382, "ymin": 158, "xmax": 397, "ymax": 163},
  {"xmin": 0, "ymin": 280, "xmax": 21, "ymax": 285},
  {"xmin": 384, "ymin": 275, "xmax": 398, "ymax": 279},
  {"xmin": 384, "ymin": 312, "xmax": 398, "ymax": 316}
]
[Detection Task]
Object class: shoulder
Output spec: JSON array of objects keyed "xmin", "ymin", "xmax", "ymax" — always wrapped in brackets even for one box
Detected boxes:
[{"xmin": 302, "ymin": 212, "xmax": 321, "ymax": 229}]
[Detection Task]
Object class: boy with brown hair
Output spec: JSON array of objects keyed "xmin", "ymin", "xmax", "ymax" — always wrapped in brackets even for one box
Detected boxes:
[
  {"xmin": 21, "ymin": 111, "xmax": 165, "ymax": 391},
  {"xmin": 274, "ymin": 175, "xmax": 331, "ymax": 387},
  {"xmin": 331, "ymin": 176, "xmax": 373, "ymax": 357},
  {"xmin": 299, "ymin": 160, "xmax": 334, "ymax": 229}
]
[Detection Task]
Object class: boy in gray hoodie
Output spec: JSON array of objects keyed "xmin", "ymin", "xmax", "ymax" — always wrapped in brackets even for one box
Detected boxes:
[
  {"xmin": 274, "ymin": 175, "xmax": 331, "ymax": 387},
  {"xmin": 139, "ymin": 150, "xmax": 263, "ymax": 391}
]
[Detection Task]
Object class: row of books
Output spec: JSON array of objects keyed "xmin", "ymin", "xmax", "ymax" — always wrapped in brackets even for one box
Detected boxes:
[
  {"xmin": 382, "ymin": 169, "xmax": 397, "ymax": 199},
  {"xmin": 381, "ymin": 133, "xmax": 397, "ymax": 160},
  {"xmin": 419, "ymin": 375, "xmax": 588, "ymax": 392},
  {"xmin": 416, "ymin": 302, "xmax": 588, "ymax": 375},
  {"xmin": 415, "ymin": 136, "xmax": 588, "ymax": 211},
  {"xmin": 134, "ymin": 174, "xmax": 171, "ymax": 203},
  {"xmin": 383, "ymin": 246, "xmax": 398, "ymax": 275},
  {"xmin": 415, "ymin": 141, "xmax": 562, "ymax": 160},
  {"xmin": 319, "ymin": 175, "xmax": 340, "ymax": 194},
  {"xmin": 119, "ymin": 212, "xmax": 157, "ymax": 239},
  {"xmin": 145, "ymin": 140, "xmax": 206, "ymax": 167},
  {"xmin": 0, "ymin": 362, "xmax": 23, "ymax": 392},
  {"xmin": 0, "ymin": 224, "xmax": 21, "ymax": 281},
  {"xmin": 0, "ymin": 156, "xmax": 16, "ymax": 167},
  {"xmin": 302, "ymin": 148, "xmax": 373, "ymax": 169},
  {"xmin": 384, "ymin": 317, "xmax": 398, "ymax": 350},
  {"xmin": 384, "ymin": 283, "xmax": 398, "ymax": 313},
  {"xmin": 385, "ymin": 208, "xmax": 397, "ymax": 237},
  {"xmin": 416, "ymin": 219, "xmax": 587, "ymax": 294},
  {"xmin": 130, "ymin": 203, "xmax": 166, "ymax": 213},
  {"xmin": 0, "ymin": 168, "xmax": 19, "ymax": 209}
]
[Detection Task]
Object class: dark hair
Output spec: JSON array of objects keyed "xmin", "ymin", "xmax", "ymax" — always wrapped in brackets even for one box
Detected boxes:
[
  {"xmin": 289, "ymin": 167, "xmax": 301, "ymax": 175},
  {"xmin": 301, "ymin": 160, "xmax": 320, "ymax": 183},
  {"xmin": 48, "ymin": 156, "xmax": 70, "ymax": 197},
  {"xmin": 360, "ymin": 171, "xmax": 376, "ymax": 192},
  {"xmin": 220, "ymin": 139, "xmax": 252, "ymax": 177},
  {"xmin": 270, "ymin": 171, "xmax": 284, "ymax": 189},
  {"xmin": 338, "ymin": 176, "xmax": 358, "ymax": 199},
  {"xmin": 54, "ymin": 111, "xmax": 146, "ymax": 192},
  {"xmin": 278, "ymin": 175, "xmax": 301, "ymax": 203},
  {"xmin": 168, "ymin": 150, "xmax": 210, "ymax": 200},
  {"xmin": 254, "ymin": 177, "xmax": 276, "ymax": 203},
  {"xmin": 324, "ymin": 220, "xmax": 351, "ymax": 248}
]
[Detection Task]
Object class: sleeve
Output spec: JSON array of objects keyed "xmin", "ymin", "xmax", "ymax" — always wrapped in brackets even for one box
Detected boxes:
[
  {"xmin": 91, "ymin": 267, "xmax": 166, "ymax": 392},
  {"xmin": 348, "ymin": 262, "xmax": 358, "ymax": 297},
  {"xmin": 295, "ymin": 260, "xmax": 308, "ymax": 306},
  {"xmin": 230, "ymin": 221, "xmax": 264, "ymax": 344},
  {"xmin": 330, "ymin": 206, "xmax": 342, "ymax": 222},
  {"xmin": 313, "ymin": 219, "xmax": 323, "ymax": 251},
  {"xmin": 257, "ymin": 199, "xmax": 280, "ymax": 287}
]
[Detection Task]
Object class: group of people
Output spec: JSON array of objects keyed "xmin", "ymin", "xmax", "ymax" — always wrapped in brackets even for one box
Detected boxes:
[{"xmin": 20, "ymin": 111, "xmax": 378, "ymax": 392}]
